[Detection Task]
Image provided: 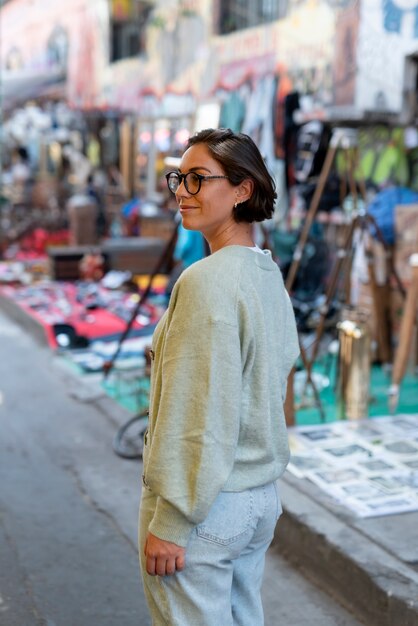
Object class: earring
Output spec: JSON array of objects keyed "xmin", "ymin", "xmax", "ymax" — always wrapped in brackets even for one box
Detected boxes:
[{"xmin": 234, "ymin": 201, "xmax": 239, "ymax": 209}]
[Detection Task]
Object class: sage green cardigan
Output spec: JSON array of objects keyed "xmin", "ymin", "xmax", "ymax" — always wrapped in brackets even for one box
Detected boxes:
[{"xmin": 142, "ymin": 245, "xmax": 299, "ymax": 547}]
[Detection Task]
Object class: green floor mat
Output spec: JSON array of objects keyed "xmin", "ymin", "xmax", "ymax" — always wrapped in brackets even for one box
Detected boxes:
[
  {"xmin": 102, "ymin": 372, "xmax": 150, "ymax": 414},
  {"xmin": 295, "ymin": 359, "xmax": 418, "ymax": 425}
]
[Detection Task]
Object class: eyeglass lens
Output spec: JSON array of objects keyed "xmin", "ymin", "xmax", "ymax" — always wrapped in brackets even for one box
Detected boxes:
[{"xmin": 167, "ymin": 172, "xmax": 201, "ymax": 195}]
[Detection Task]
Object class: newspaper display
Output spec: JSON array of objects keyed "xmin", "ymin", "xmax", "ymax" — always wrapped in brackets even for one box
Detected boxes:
[{"xmin": 287, "ymin": 415, "xmax": 418, "ymax": 518}]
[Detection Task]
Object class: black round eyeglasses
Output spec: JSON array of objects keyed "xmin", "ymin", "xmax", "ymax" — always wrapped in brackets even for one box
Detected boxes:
[{"xmin": 165, "ymin": 171, "xmax": 229, "ymax": 195}]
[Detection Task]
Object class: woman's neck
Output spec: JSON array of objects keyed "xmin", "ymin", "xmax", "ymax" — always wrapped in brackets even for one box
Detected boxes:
[{"xmin": 206, "ymin": 222, "xmax": 254, "ymax": 254}]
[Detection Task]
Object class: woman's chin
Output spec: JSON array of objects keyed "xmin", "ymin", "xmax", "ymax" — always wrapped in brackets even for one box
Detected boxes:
[{"xmin": 180, "ymin": 216, "xmax": 200, "ymax": 231}]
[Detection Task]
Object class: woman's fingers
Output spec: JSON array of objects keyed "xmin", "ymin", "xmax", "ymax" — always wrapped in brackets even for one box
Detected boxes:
[
  {"xmin": 175, "ymin": 554, "xmax": 185, "ymax": 572},
  {"xmin": 144, "ymin": 532, "xmax": 186, "ymax": 576},
  {"xmin": 164, "ymin": 558, "xmax": 176, "ymax": 576},
  {"xmin": 146, "ymin": 555, "xmax": 156, "ymax": 576},
  {"xmin": 155, "ymin": 557, "xmax": 168, "ymax": 577},
  {"xmin": 146, "ymin": 556, "xmax": 177, "ymax": 576}
]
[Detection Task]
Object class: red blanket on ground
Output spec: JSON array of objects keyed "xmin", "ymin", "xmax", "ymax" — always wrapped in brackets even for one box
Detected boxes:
[{"xmin": 0, "ymin": 281, "xmax": 163, "ymax": 348}]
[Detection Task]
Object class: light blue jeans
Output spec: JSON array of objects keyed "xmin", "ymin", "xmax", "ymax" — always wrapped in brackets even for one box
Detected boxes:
[{"xmin": 139, "ymin": 481, "xmax": 282, "ymax": 626}]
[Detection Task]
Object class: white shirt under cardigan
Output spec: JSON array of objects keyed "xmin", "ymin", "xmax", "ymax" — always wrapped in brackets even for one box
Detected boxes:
[{"xmin": 142, "ymin": 245, "xmax": 300, "ymax": 547}]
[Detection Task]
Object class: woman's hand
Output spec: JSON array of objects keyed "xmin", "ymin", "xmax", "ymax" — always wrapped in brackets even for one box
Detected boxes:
[{"xmin": 144, "ymin": 532, "xmax": 186, "ymax": 576}]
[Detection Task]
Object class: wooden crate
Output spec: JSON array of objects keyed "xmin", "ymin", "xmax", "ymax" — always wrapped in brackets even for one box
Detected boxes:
[
  {"xmin": 102, "ymin": 237, "xmax": 168, "ymax": 274},
  {"xmin": 48, "ymin": 245, "xmax": 106, "ymax": 280}
]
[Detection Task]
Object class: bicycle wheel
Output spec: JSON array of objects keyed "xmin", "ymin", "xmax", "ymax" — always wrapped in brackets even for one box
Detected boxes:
[{"xmin": 113, "ymin": 411, "xmax": 148, "ymax": 460}]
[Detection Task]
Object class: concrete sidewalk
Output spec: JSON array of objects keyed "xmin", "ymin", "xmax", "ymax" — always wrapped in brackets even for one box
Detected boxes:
[
  {"xmin": 275, "ymin": 471, "xmax": 418, "ymax": 626},
  {"xmin": 2, "ymin": 295, "xmax": 418, "ymax": 625}
]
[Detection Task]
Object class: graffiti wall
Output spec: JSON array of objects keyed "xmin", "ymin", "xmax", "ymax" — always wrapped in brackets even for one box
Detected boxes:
[
  {"xmin": 97, "ymin": 0, "xmax": 212, "ymax": 110},
  {"xmin": 0, "ymin": 0, "xmax": 108, "ymax": 109},
  {"xmin": 356, "ymin": 0, "xmax": 418, "ymax": 113},
  {"xmin": 2, "ymin": 0, "xmax": 416, "ymax": 120},
  {"xmin": 194, "ymin": 0, "xmax": 338, "ymax": 178},
  {"xmin": 211, "ymin": 1, "xmax": 335, "ymax": 102},
  {"xmin": 333, "ymin": 0, "xmax": 360, "ymax": 106},
  {"xmin": 95, "ymin": 0, "xmax": 337, "ymax": 119},
  {"xmin": 101, "ymin": 0, "xmax": 416, "ymax": 120}
]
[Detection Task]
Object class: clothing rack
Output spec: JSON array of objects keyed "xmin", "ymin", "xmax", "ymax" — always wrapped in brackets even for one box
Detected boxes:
[{"xmin": 284, "ymin": 127, "xmax": 405, "ymax": 420}]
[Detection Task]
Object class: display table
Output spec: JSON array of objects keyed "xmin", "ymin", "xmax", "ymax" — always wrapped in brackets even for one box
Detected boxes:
[
  {"xmin": 48, "ymin": 237, "xmax": 168, "ymax": 280},
  {"xmin": 101, "ymin": 237, "xmax": 167, "ymax": 274}
]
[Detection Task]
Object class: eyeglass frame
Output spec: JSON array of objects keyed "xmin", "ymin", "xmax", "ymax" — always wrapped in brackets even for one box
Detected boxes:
[{"xmin": 165, "ymin": 171, "xmax": 229, "ymax": 195}]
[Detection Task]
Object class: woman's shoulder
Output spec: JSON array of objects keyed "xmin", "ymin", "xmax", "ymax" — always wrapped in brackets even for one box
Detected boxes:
[
  {"xmin": 169, "ymin": 250, "xmax": 244, "ymax": 315},
  {"xmin": 180, "ymin": 248, "xmax": 245, "ymax": 287}
]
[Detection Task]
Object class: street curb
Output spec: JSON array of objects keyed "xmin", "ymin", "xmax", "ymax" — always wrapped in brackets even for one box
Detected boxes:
[
  {"xmin": 275, "ymin": 476, "xmax": 418, "ymax": 626},
  {"xmin": 52, "ymin": 355, "xmax": 134, "ymax": 429},
  {"xmin": 0, "ymin": 292, "xmax": 49, "ymax": 347}
]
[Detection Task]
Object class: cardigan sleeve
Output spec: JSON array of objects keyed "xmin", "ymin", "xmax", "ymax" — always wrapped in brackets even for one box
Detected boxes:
[{"xmin": 145, "ymin": 272, "xmax": 243, "ymax": 547}]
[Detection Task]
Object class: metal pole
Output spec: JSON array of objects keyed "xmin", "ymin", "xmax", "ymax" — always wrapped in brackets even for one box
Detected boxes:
[{"xmin": 146, "ymin": 117, "xmax": 156, "ymax": 199}]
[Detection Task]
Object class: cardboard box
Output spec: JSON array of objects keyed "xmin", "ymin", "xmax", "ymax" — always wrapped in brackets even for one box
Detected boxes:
[
  {"xmin": 140, "ymin": 215, "xmax": 175, "ymax": 241},
  {"xmin": 102, "ymin": 237, "xmax": 167, "ymax": 274}
]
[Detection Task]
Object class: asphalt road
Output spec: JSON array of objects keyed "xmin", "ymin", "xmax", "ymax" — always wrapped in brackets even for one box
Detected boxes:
[{"xmin": 0, "ymin": 310, "xmax": 363, "ymax": 625}]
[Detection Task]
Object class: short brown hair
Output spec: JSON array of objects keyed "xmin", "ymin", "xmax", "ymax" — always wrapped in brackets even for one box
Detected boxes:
[{"xmin": 186, "ymin": 128, "xmax": 277, "ymax": 223}]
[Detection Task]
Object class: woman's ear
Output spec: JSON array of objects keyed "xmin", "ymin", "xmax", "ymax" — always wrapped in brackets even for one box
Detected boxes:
[{"xmin": 236, "ymin": 178, "xmax": 254, "ymax": 204}]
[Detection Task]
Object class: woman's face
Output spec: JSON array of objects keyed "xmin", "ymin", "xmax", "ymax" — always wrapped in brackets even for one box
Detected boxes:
[{"xmin": 175, "ymin": 143, "xmax": 238, "ymax": 237}]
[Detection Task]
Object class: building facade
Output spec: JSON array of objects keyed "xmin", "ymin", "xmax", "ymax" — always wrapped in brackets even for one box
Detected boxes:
[{"xmin": 1, "ymin": 0, "xmax": 417, "ymax": 195}]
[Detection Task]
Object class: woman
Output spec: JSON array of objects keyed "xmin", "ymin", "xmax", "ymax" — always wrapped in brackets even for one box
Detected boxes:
[{"xmin": 139, "ymin": 128, "xmax": 299, "ymax": 625}]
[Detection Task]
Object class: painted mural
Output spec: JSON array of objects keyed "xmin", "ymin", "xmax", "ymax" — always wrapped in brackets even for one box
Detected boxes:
[
  {"xmin": 333, "ymin": 0, "xmax": 360, "ymax": 106},
  {"xmin": 0, "ymin": 0, "xmax": 108, "ymax": 110},
  {"xmin": 121, "ymin": 0, "xmax": 339, "ymax": 115},
  {"xmin": 356, "ymin": 0, "xmax": 418, "ymax": 113},
  {"xmin": 200, "ymin": 0, "xmax": 338, "ymax": 179},
  {"xmin": 1, "ymin": 0, "xmax": 416, "ymax": 121},
  {"xmin": 383, "ymin": 0, "xmax": 418, "ymax": 37},
  {"xmin": 0, "ymin": 0, "xmax": 75, "ymax": 72}
]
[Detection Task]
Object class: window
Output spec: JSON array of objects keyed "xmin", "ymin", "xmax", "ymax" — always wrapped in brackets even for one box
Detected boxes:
[
  {"xmin": 217, "ymin": 0, "xmax": 286, "ymax": 34},
  {"xmin": 403, "ymin": 54, "xmax": 418, "ymax": 124},
  {"xmin": 110, "ymin": 1, "xmax": 153, "ymax": 62}
]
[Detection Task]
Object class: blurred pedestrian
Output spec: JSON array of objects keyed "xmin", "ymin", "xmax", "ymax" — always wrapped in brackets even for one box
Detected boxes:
[
  {"xmin": 166, "ymin": 218, "xmax": 206, "ymax": 293},
  {"xmin": 86, "ymin": 171, "xmax": 107, "ymax": 239},
  {"xmin": 10, "ymin": 146, "xmax": 32, "ymax": 207}
]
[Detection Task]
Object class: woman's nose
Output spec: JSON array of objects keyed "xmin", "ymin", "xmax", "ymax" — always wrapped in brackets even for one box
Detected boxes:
[{"xmin": 175, "ymin": 179, "xmax": 190, "ymax": 200}]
